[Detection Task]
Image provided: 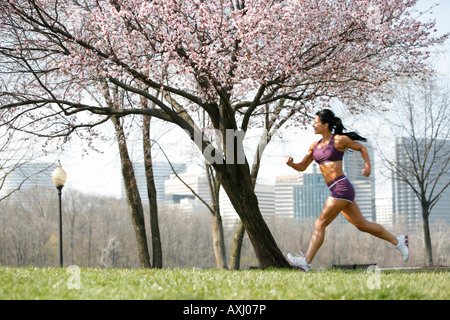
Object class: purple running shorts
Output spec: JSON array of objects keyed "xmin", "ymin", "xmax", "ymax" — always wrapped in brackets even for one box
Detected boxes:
[{"xmin": 327, "ymin": 175, "xmax": 355, "ymax": 203}]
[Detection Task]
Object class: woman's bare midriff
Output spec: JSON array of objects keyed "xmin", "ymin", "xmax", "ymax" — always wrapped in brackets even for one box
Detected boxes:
[{"xmin": 318, "ymin": 161, "xmax": 345, "ymax": 184}]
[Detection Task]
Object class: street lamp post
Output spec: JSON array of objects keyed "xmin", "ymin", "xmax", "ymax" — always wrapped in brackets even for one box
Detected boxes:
[{"xmin": 52, "ymin": 161, "xmax": 67, "ymax": 268}]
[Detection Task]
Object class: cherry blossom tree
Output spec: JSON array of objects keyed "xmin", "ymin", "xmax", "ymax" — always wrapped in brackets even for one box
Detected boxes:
[{"xmin": 1, "ymin": 0, "xmax": 447, "ymax": 268}]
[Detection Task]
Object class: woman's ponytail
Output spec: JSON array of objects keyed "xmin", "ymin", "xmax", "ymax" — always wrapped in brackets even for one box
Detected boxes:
[
  {"xmin": 316, "ymin": 109, "xmax": 367, "ymax": 142},
  {"xmin": 333, "ymin": 117, "xmax": 345, "ymax": 135}
]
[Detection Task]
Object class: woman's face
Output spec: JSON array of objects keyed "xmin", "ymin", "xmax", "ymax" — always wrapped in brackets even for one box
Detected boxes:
[{"xmin": 313, "ymin": 116, "xmax": 329, "ymax": 134}]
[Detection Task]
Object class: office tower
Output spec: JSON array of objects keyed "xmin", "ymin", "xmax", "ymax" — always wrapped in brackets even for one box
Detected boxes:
[
  {"xmin": 275, "ymin": 174, "xmax": 302, "ymax": 218},
  {"xmin": 0, "ymin": 162, "xmax": 54, "ymax": 199},
  {"xmin": 292, "ymin": 163, "xmax": 329, "ymax": 220},
  {"xmin": 219, "ymin": 184, "xmax": 275, "ymax": 226},
  {"xmin": 392, "ymin": 137, "xmax": 450, "ymax": 228},
  {"xmin": 164, "ymin": 172, "xmax": 212, "ymax": 206},
  {"xmin": 375, "ymin": 193, "xmax": 394, "ymax": 228},
  {"xmin": 255, "ymin": 184, "xmax": 275, "ymax": 218}
]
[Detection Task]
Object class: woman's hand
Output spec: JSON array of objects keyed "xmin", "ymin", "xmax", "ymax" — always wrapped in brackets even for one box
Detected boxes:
[
  {"xmin": 361, "ymin": 166, "xmax": 371, "ymax": 177},
  {"xmin": 286, "ymin": 156, "xmax": 294, "ymax": 167}
]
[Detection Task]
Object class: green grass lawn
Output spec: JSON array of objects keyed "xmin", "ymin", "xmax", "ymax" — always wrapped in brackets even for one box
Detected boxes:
[{"xmin": 0, "ymin": 266, "xmax": 448, "ymax": 300}]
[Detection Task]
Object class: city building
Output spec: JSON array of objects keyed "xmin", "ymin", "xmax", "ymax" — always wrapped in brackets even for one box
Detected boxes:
[
  {"xmin": 0, "ymin": 162, "xmax": 55, "ymax": 200},
  {"xmin": 164, "ymin": 172, "xmax": 212, "ymax": 209},
  {"xmin": 375, "ymin": 193, "xmax": 394, "ymax": 228},
  {"xmin": 391, "ymin": 137, "xmax": 450, "ymax": 228},
  {"xmin": 220, "ymin": 184, "xmax": 275, "ymax": 226},
  {"xmin": 292, "ymin": 163, "xmax": 329, "ymax": 220},
  {"xmin": 255, "ymin": 184, "xmax": 275, "ymax": 218},
  {"xmin": 274, "ymin": 174, "xmax": 302, "ymax": 218}
]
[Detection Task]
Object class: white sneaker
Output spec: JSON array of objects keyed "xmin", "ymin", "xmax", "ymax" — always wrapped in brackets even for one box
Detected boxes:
[
  {"xmin": 287, "ymin": 251, "xmax": 311, "ymax": 272},
  {"xmin": 395, "ymin": 235, "xmax": 409, "ymax": 262}
]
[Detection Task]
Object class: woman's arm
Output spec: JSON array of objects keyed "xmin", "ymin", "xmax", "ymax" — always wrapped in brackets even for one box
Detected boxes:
[
  {"xmin": 336, "ymin": 135, "xmax": 371, "ymax": 177},
  {"xmin": 286, "ymin": 142, "xmax": 316, "ymax": 172}
]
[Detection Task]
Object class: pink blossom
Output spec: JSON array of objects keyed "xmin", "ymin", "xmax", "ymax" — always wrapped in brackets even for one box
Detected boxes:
[{"xmin": 1, "ymin": 0, "xmax": 448, "ymax": 139}]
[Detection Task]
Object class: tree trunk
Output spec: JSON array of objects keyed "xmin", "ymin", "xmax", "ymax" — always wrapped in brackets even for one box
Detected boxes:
[
  {"xmin": 422, "ymin": 206, "xmax": 433, "ymax": 267},
  {"xmin": 228, "ymin": 125, "xmax": 276, "ymax": 269},
  {"xmin": 112, "ymin": 116, "xmax": 151, "ymax": 268},
  {"xmin": 229, "ymin": 221, "xmax": 245, "ymax": 270},
  {"xmin": 69, "ymin": 215, "xmax": 75, "ymax": 265},
  {"xmin": 143, "ymin": 115, "xmax": 163, "ymax": 268},
  {"xmin": 211, "ymin": 212, "xmax": 228, "ymax": 269},
  {"xmin": 88, "ymin": 220, "xmax": 92, "ymax": 267},
  {"xmin": 205, "ymin": 163, "xmax": 228, "ymax": 269},
  {"xmin": 217, "ymin": 163, "xmax": 290, "ymax": 269}
]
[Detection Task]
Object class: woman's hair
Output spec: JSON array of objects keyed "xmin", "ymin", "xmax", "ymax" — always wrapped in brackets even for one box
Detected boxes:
[{"xmin": 316, "ymin": 109, "xmax": 367, "ymax": 142}]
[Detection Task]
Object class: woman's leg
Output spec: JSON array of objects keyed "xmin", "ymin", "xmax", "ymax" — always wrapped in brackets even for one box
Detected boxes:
[
  {"xmin": 305, "ymin": 197, "xmax": 350, "ymax": 264},
  {"xmin": 341, "ymin": 201, "xmax": 398, "ymax": 245}
]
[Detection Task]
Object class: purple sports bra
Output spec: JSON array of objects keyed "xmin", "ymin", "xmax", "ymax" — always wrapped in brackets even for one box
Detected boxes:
[{"xmin": 313, "ymin": 135, "xmax": 344, "ymax": 165}]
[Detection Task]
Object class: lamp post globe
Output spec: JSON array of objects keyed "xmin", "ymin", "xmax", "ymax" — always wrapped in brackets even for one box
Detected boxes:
[
  {"xmin": 52, "ymin": 161, "xmax": 67, "ymax": 187},
  {"xmin": 52, "ymin": 161, "xmax": 66, "ymax": 268}
]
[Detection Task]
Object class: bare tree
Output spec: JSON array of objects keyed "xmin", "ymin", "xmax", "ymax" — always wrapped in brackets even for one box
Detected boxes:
[{"xmin": 380, "ymin": 76, "xmax": 450, "ymax": 266}]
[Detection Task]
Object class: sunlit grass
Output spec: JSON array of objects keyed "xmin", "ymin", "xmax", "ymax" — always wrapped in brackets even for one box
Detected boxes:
[{"xmin": 0, "ymin": 266, "xmax": 448, "ymax": 300}]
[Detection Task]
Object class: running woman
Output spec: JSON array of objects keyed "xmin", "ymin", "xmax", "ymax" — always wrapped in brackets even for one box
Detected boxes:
[{"xmin": 285, "ymin": 109, "xmax": 409, "ymax": 271}]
